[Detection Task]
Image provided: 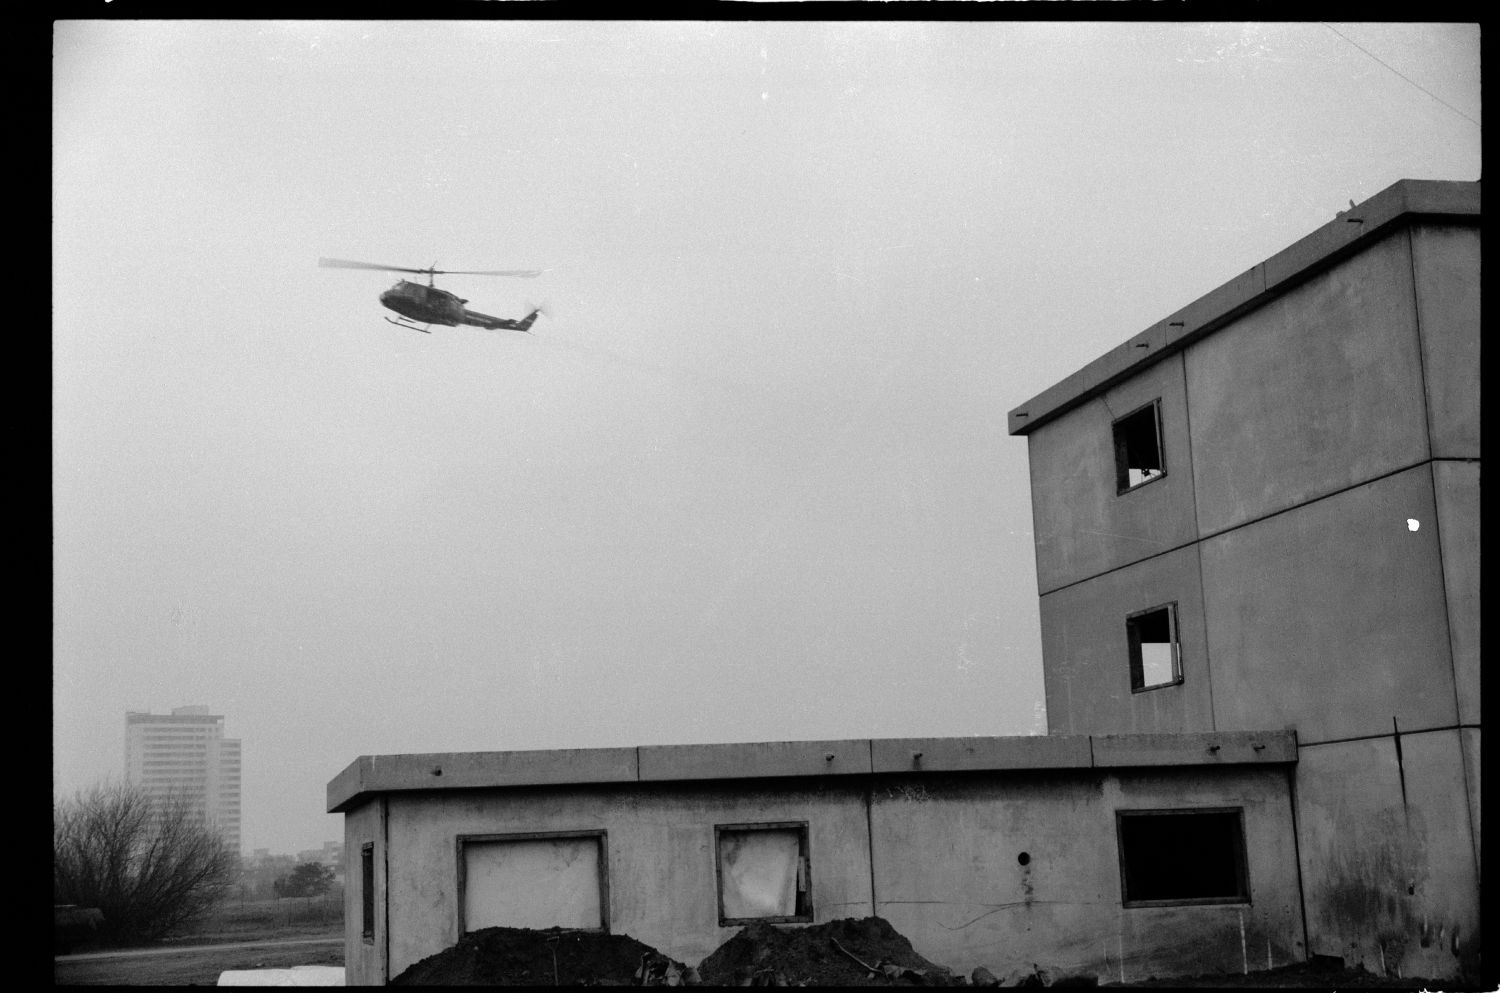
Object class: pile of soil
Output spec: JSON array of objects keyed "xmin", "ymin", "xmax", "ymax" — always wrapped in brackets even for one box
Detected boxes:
[
  {"xmin": 696, "ymin": 916, "xmax": 962, "ymax": 986},
  {"xmin": 390, "ymin": 926, "xmax": 688, "ymax": 986}
]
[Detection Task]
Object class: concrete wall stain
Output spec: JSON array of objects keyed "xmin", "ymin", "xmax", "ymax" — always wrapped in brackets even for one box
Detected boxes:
[{"xmin": 1308, "ymin": 807, "xmax": 1474, "ymax": 979}]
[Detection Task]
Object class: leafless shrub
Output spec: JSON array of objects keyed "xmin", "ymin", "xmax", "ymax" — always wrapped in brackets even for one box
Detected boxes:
[{"xmin": 54, "ymin": 780, "xmax": 236, "ymax": 944}]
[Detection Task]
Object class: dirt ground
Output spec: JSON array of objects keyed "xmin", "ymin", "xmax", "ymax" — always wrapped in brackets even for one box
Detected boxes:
[
  {"xmin": 389, "ymin": 917, "xmax": 1082, "ymax": 987},
  {"xmin": 390, "ymin": 926, "xmax": 687, "ymax": 986},
  {"xmin": 55, "ymin": 905, "xmax": 1479, "ymax": 988},
  {"xmin": 697, "ymin": 916, "xmax": 964, "ymax": 986},
  {"xmin": 52, "ymin": 938, "xmax": 343, "ymax": 986},
  {"xmin": 386, "ymin": 919, "xmax": 1479, "ymax": 989},
  {"xmin": 52, "ymin": 899, "xmax": 343, "ymax": 986},
  {"xmin": 1103, "ymin": 959, "xmax": 1474, "ymax": 989}
]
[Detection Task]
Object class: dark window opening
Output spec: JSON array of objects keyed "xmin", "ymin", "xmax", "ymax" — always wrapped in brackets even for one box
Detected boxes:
[
  {"xmin": 1114, "ymin": 401, "xmax": 1165, "ymax": 492},
  {"xmin": 1117, "ymin": 808, "xmax": 1249, "ymax": 906},
  {"xmin": 715, "ymin": 822, "xmax": 812, "ymax": 925},
  {"xmin": 360, "ymin": 843, "xmax": 375, "ymax": 941},
  {"xmin": 1128, "ymin": 603, "xmax": 1181, "ymax": 691}
]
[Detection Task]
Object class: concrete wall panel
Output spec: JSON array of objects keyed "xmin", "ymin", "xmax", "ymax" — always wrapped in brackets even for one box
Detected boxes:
[
  {"xmin": 1106, "ymin": 769, "xmax": 1305, "ymax": 982},
  {"xmin": 1091, "ymin": 731, "xmax": 1296, "ymax": 767},
  {"xmin": 639, "ymin": 739, "xmax": 872, "ymax": 781},
  {"xmin": 1027, "ymin": 354, "xmax": 1198, "ymax": 593},
  {"xmin": 871, "ymin": 734, "xmax": 1092, "ymax": 773},
  {"xmin": 1433, "ymin": 460, "xmax": 1480, "ymax": 725},
  {"xmin": 1201, "ymin": 465, "xmax": 1456, "ymax": 741},
  {"xmin": 869, "ymin": 768, "xmax": 1302, "ymax": 981},
  {"xmin": 1410, "ymin": 225, "xmax": 1481, "ymax": 458},
  {"xmin": 381, "ymin": 783, "xmax": 874, "ymax": 977},
  {"xmin": 329, "ymin": 748, "xmax": 639, "ymax": 810},
  {"xmin": 1040, "ymin": 546, "xmax": 1211, "ymax": 735},
  {"xmin": 342, "ymin": 800, "xmax": 385, "ymax": 987},
  {"xmin": 1460, "ymin": 728, "xmax": 1479, "ymax": 874},
  {"xmin": 1397, "ymin": 729, "xmax": 1481, "ymax": 979},
  {"xmin": 1294, "ymin": 733, "xmax": 1480, "ymax": 980},
  {"xmin": 1186, "ymin": 232, "xmax": 1429, "ymax": 535}
]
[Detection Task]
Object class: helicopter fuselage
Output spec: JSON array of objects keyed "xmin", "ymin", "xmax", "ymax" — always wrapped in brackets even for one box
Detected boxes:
[
  {"xmin": 375, "ymin": 278, "xmax": 541, "ymax": 334},
  {"xmin": 379, "ymin": 280, "xmax": 465, "ymax": 326}
]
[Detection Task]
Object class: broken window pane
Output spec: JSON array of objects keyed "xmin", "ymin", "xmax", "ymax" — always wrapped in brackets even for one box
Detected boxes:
[
  {"xmin": 1128, "ymin": 604, "xmax": 1180, "ymax": 691},
  {"xmin": 463, "ymin": 834, "xmax": 605, "ymax": 932},
  {"xmin": 1113, "ymin": 401, "xmax": 1165, "ymax": 492},
  {"xmin": 717, "ymin": 825, "xmax": 810, "ymax": 923},
  {"xmin": 1117, "ymin": 809, "xmax": 1248, "ymax": 905}
]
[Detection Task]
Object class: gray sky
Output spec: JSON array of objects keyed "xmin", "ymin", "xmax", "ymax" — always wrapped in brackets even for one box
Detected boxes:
[{"xmin": 53, "ymin": 21, "xmax": 1480, "ymax": 855}]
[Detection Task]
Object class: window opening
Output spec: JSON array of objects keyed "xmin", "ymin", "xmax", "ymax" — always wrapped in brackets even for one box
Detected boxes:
[
  {"xmin": 1128, "ymin": 603, "xmax": 1181, "ymax": 691},
  {"xmin": 360, "ymin": 843, "xmax": 375, "ymax": 942},
  {"xmin": 1116, "ymin": 808, "xmax": 1249, "ymax": 906},
  {"xmin": 715, "ymin": 822, "xmax": 812, "ymax": 925},
  {"xmin": 1114, "ymin": 400, "xmax": 1165, "ymax": 492},
  {"xmin": 458, "ymin": 831, "xmax": 608, "ymax": 934}
]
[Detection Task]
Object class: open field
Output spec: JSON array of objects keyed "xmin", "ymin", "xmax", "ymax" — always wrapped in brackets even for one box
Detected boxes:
[
  {"xmin": 168, "ymin": 893, "xmax": 344, "ymax": 945},
  {"xmin": 54, "ymin": 898, "xmax": 343, "ymax": 986},
  {"xmin": 54, "ymin": 938, "xmax": 342, "ymax": 986}
]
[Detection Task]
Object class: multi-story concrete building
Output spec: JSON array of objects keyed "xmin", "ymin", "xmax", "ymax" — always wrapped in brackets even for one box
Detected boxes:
[
  {"xmin": 125, "ymin": 705, "xmax": 242, "ymax": 855},
  {"xmin": 1007, "ymin": 177, "xmax": 1479, "ymax": 979},
  {"xmin": 327, "ymin": 177, "xmax": 1479, "ymax": 985}
]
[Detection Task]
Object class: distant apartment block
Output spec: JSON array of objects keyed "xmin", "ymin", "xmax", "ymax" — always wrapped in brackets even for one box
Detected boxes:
[
  {"xmin": 296, "ymin": 840, "xmax": 345, "ymax": 864},
  {"xmin": 125, "ymin": 706, "xmax": 242, "ymax": 855}
]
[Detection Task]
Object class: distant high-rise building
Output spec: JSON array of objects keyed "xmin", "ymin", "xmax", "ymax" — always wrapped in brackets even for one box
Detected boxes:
[{"xmin": 124, "ymin": 706, "xmax": 242, "ymax": 854}]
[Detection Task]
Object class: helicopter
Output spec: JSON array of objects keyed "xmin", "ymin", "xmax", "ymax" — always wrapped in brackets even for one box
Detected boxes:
[{"xmin": 319, "ymin": 257, "xmax": 545, "ymax": 334}]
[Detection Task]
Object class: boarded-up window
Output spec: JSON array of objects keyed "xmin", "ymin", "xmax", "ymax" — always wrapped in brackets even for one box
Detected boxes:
[
  {"xmin": 460, "ymin": 832, "xmax": 607, "ymax": 933},
  {"xmin": 1128, "ymin": 603, "xmax": 1181, "ymax": 692},
  {"xmin": 715, "ymin": 823, "xmax": 811, "ymax": 925}
]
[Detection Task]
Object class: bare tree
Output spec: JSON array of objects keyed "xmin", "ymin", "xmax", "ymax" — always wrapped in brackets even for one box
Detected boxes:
[{"xmin": 54, "ymin": 780, "xmax": 236, "ymax": 945}]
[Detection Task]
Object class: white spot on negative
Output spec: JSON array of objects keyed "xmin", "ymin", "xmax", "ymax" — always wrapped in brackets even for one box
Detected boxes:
[{"xmin": 1407, "ymin": 519, "xmax": 1420, "ymax": 532}]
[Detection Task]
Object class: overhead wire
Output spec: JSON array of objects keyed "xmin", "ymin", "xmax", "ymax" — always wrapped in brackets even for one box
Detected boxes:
[{"xmin": 1321, "ymin": 23, "xmax": 1480, "ymax": 129}]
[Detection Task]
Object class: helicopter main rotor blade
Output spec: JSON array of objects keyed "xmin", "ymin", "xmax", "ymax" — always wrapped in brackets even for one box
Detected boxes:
[
  {"xmin": 319, "ymin": 257, "xmax": 542, "ymax": 277},
  {"xmin": 319, "ymin": 257, "xmax": 432, "ymax": 274},
  {"xmin": 439, "ymin": 268, "xmax": 544, "ymax": 278}
]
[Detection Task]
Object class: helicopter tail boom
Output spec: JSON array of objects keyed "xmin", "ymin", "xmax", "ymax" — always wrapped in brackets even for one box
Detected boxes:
[{"xmin": 462, "ymin": 308, "xmax": 541, "ymax": 334}]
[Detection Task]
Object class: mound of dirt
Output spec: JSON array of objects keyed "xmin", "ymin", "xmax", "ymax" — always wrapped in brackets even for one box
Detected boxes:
[
  {"xmin": 390, "ymin": 926, "xmax": 689, "ymax": 986},
  {"xmin": 696, "ymin": 916, "xmax": 962, "ymax": 986}
]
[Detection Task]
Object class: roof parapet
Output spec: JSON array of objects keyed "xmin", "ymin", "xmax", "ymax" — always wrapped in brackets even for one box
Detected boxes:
[
  {"xmin": 1007, "ymin": 178, "xmax": 1480, "ymax": 436},
  {"xmin": 327, "ymin": 730, "xmax": 1297, "ymax": 812}
]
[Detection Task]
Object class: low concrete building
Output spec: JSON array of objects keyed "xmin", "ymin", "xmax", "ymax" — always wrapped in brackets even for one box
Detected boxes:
[
  {"xmin": 330, "ymin": 732, "xmax": 1301, "ymax": 984},
  {"xmin": 328, "ymin": 177, "xmax": 1479, "ymax": 984}
]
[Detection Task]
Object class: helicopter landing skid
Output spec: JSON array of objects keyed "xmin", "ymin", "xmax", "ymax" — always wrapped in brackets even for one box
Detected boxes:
[{"xmin": 384, "ymin": 317, "xmax": 432, "ymax": 334}]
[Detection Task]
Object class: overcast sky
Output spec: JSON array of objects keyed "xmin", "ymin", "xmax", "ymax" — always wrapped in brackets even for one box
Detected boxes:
[{"xmin": 53, "ymin": 20, "xmax": 1480, "ymax": 855}]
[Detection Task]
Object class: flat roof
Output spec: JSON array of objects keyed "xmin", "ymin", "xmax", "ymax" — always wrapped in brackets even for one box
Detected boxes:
[
  {"xmin": 327, "ymin": 730, "xmax": 1296, "ymax": 812},
  {"xmin": 1007, "ymin": 178, "xmax": 1480, "ymax": 436}
]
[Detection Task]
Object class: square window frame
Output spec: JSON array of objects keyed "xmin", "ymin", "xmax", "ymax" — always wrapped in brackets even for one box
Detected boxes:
[
  {"xmin": 713, "ymin": 821, "xmax": 813, "ymax": 926},
  {"xmin": 1115, "ymin": 807, "xmax": 1251, "ymax": 908},
  {"xmin": 455, "ymin": 829, "xmax": 611, "ymax": 936},
  {"xmin": 1127, "ymin": 601, "xmax": 1184, "ymax": 693},
  {"xmin": 1112, "ymin": 399, "xmax": 1168, "ymax": 495}
]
